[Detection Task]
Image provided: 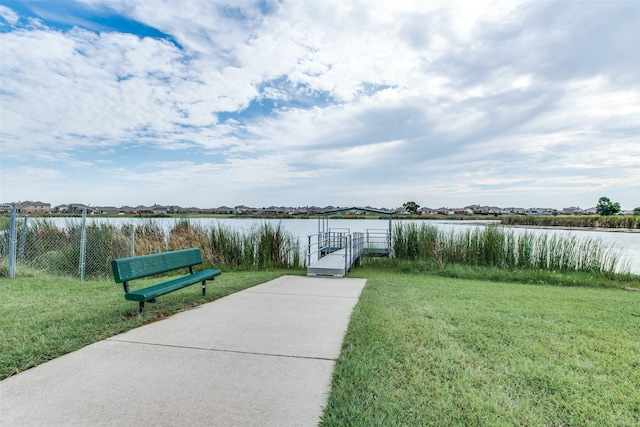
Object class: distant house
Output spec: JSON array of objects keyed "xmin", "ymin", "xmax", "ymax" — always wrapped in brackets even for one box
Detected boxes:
[
  {"xmin": 151, "ymin": 205, "xmax": 168, "ymax": 215},
  {"xmin": 453, "ymin": 208, "xmax": 473, "ymax": 215},
  {"xmin": 293, "ymin": 207, "xmax": 310, "ymax": 215},
  {"xmin": 481, "ymin": 206, "xmax": 502, "ymax": 215},
  {"xmin": 216, "ymin": 206, "xmax": 235, "ymax": 214},
  {"xmin": 468, "ymin": 205, "xmax": 490, "ymax": 215},
  {"xmin": 131, "ymin": 205, "xmax": 148, "ymax": 214},
  {"xmin": 18, "ymin": 201, "xmax": 51, "ymax": 214},
  {"xmin": 505, "ymin": 207, "xmax": 526, "ymax": 215},
  {"xmin": 307, "ymin": 206, "xmax": 323, "ymax": 214},
  {"xmin": 235, "ymin": 205, "xmax": 259, "ymax": 214},
  {"xmin": 436, "ymin": 207, "xmax": 454, "ymax": 215},
  {"xmin": 167, "ymin": 205, "xmax": 185, "ymax": 214},
  {"xmin": 526, "ymin": 208, "xmax": 555, "ymax": 215},
  {"xmin": 420, "ymin": 207, "xmax": 437, "ymax": 215},
  {"xmin": 96, "ymin": 206, "xmax": 120, "ymax": 215},
  {"xmin": 562, "ymin": 206, "xmax": 583, "ymax": 215},
  {"xmin": 264, "ymin": 206, "xmax": 292, "ymax": 214},
  {"xmin": 67, "ymin": 203, "xmax": 92, "ymax": 213}
]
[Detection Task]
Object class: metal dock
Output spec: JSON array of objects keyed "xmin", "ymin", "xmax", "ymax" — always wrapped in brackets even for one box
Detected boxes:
[{"xmin": 306, "ymin": 207, "xmax": 393, "ymax": 277}]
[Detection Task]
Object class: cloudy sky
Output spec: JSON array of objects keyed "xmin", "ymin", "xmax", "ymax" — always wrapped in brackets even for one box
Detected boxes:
[{"xmin": 1, "ymin": 0, "xmax": 639, "ymax": 210}]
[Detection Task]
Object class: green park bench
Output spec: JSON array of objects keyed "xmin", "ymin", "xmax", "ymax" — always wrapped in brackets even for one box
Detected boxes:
[{"xmin": 111, "ymin": 248, "xmax": 222, "ymax": 312}]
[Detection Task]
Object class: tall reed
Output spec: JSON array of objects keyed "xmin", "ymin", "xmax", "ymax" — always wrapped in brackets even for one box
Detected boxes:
[
  {"xmin": 134, "ymin": 221, "xmax": 167, "ymax": 255},
  {"xmin": 392, "ymin": 223, "xmax": 625, "ymax": 275},
  {"xmin": 501, "ymin": 215, "xmax": 640, "ymax": 229},
  {"xmin": 183, "ymin": 221, "xmax": 301, "ymax": 270},
  {"xmin": 2, "ymin": 218, "xmax": 303, "ymax": 278},
  {"xmin": 209, "ymin": 222, "xmax": 248, "ymax": 268}
]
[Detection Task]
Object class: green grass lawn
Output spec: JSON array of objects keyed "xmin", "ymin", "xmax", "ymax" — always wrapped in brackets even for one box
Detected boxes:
[
  {"xmin": 3, "ymin": 267, "xmax": 640, "ymax": 425},
  {"xmin": 321, "ymin": 269, "xmax": 640, "ymax": 426},
  {"xmin": 0, "ymin": 269, "xmax": 303, "ymax": 379}
]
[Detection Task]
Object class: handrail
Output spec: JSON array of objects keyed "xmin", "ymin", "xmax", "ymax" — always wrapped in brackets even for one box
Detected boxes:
[
  {"xmin": 307, "ymin": 231, "xmax": 350, "ymax": 266},
  {"xmin": 365, "ymin": 229, "xmax": 391, "ymax": 254},
  {"xmin": 307, "ymin": 229, "xmax": 391, "ymax": 275}
]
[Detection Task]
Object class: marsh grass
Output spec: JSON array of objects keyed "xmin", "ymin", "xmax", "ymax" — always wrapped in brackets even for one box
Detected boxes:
[
  {"xmin": 321, "ymin": 269, "xmax": 640, "ymax": 426},
  {"xmin": 168, "ymin": 220, "xmax": 302, "ymax": 270},
  {"xmin": 134, "ymin": 220, "xmax": 168, "ymax": 255},
  {"xmin": 501, "ymin": 214, "xmax": 640, "ymax": 229},
  {"xmin": 392, "ymin": 223, "xmax": 626, "ymax": 275},
  {"xmin": 1, "ymin": 219, "xmax": 302, "ymax": 278}
]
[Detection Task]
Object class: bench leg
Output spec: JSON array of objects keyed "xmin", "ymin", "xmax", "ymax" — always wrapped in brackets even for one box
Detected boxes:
[
  {"xmin": 139, "ymin": 298, "xmax": 157, "ymax": 313},
  {"xmin": 202, "ymin": 280, "xmax": 206, "ymax": 296}
]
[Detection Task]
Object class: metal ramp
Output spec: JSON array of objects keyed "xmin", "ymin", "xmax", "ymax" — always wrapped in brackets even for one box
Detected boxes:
[
  {"xmin": 306, "ymin": 207, "xmax": 393, "ymax": 277},
  {"xmin": 307, "ymin": 248, "xmax": 350, "ymax": 277},
  {"xmin": 306, "ymin": 229, "xmax": 390, "ymax": 277}
]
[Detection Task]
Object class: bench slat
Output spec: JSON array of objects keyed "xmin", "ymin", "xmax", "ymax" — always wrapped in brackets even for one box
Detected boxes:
[
  {"xmin": 112, "ymin": 248, "xmax": 222, "ymax": 312},
  {"xmin": 112, "ymin": 248, "xmax": 203, "ymax": 283},
  {"xmin": 124, "ymin": 269, "xmax": 222, "ymax": 302}
]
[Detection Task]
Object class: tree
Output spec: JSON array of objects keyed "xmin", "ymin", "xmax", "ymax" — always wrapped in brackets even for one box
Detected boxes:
[
  {"xmin": 633, "ymin": 207, "xmax": 640, "ymax": 216},
  {"xmin": 596, "ymin": 197, "xmax": 621, "ymax": 216},
  {"xmin": 403, "ymin": 201, "xmax": 420, "ymax": 214}
]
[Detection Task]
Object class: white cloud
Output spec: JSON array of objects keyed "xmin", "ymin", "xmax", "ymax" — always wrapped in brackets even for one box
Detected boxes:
[
  {"xmin": 1, "ymin": 0, "xmax": 639, "ymax": 209},
  {"xmin": 0, "ymin": 5, "xmax": 19, "ymax": 25}
]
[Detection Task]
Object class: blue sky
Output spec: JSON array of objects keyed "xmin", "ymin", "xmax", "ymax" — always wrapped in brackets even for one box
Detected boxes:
[{"xmin": 1, "ymin": 0, "xmax": 639, "ymax": 210}]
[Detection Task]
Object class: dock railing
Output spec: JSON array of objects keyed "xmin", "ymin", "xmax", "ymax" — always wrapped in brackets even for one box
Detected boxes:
[
  {"xmin": 307, "ymin": 229, "xmax": 391, "ymax": 275},
  {"xmin": 307, "ymin": 231, "xmax": 350, "ymax": 266},
  {"xmin": 351, "ymin": 232, "xmax": 365, "ymax": 270},
  {"xmin": 365, "ymin": 229, "xmax": 392, "ymax": 255}
]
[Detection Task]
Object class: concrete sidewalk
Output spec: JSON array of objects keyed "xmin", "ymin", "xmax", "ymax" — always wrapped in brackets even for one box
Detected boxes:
[{"xmin": 0, "ymin": 275, "xmax": 366, "ymax": 426}]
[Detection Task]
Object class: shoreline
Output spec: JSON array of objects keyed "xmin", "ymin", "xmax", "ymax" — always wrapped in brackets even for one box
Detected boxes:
[{"xmin": 502, "ymin": 224, "xmax": 640, "ymax": 234}]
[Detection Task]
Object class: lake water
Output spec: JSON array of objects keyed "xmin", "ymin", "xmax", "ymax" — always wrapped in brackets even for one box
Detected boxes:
[{"xmin": 49, "ymin": 217, "xmax": 640, "ymax": 274}]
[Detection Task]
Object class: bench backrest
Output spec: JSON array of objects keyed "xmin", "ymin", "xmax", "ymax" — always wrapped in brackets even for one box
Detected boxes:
[{"xmin": 112, "ymin": 248, "xmax": 203, "ymax": 283}]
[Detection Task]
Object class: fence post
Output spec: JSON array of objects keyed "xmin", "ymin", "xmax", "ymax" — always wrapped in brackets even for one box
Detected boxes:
[
  {"xmin": 79, "ymin": 208, "xmax": 87, "ymax": 281},
  {"xmin": 8, "ymin": 204, "xmax": 17, "ymax": 279}
]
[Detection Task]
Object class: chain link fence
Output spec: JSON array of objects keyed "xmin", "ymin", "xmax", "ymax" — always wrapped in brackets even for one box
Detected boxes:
[
  {"xmin": 1, "ymin": 207, "xmax": 134, "ymax": 279},
  {"xmin": 1, "ymin": 206, "xmax": 303, "ymax": 279}
]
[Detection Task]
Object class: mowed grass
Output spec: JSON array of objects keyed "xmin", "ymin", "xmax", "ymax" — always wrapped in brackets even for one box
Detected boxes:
[
  {"xmin": 0, "ymin": 269, "xmax": 304, "ymax": 380},
  {"xmin": 4, "ymin": 267, "xmax": 640, "ymax": 425},
  {"xmin": 321, "ymin": 269, "xmax": 640, "ymax": 426}
]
